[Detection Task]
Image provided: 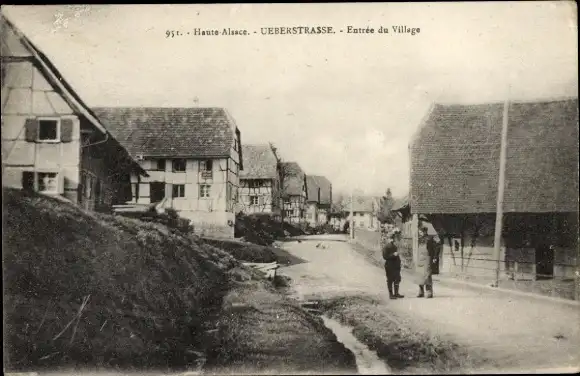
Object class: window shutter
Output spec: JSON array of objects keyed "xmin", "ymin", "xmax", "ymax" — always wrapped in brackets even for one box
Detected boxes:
[
  {"xmin": 259, "ymin": 195, "xmax": 264, "ymax": 206},
  {"xmin": 60, "ymin": 119, "xmax": 74, "ymax": 143},
  {"xmin": 22, "ymin": 171, "xmax": 34, "ymax": 191},
  {"xmin": 24, "ymin": 118, "xmax": 39, "ymax": 142}
]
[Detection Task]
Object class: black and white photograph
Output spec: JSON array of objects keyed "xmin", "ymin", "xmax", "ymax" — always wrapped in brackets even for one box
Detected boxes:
[{"xmin": 2, "ymin": 2, "xmax": 579, "ymax": 375}]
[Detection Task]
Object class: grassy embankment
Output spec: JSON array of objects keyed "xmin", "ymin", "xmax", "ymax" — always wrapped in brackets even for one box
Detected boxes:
[{"xmin": 3, "ymin": 188, "xmax": 356, "ymax": 375}]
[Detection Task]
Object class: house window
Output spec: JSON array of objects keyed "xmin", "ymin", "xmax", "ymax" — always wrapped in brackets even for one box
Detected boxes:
[
  {"xmin": 156, "ymin": 159, "xmax": 166, "ymax": 171},
  {"xmin": 200, "ymin": 160, "xmax": 213, "ymax": 172},
  {"xmin": 172, "ymin": 184, "xmax": 185, "ymax": 198},
  {"xmin": 131, "ymin": 183, "xmax": 139, "ymax": 201},
  {"xmin": 172, "ymin": 159, "xmax": 186, "ymax": 172},
  {"xmin": 250, "ymin": 195, "xmax": 259, "ymax": 205},
  {"xmin": 37, "ymin": 172, "xmax": 58, "ymax": 193},
  {"xmin": 199, "ymin": 184, "xmax": 211, "ymax": 198},
  {"xmin": 249, "ymin": 180, "xmax": 259, "ymax": 189},
  {"xmin": 284, "ymin": 210, "xmax": 293, "ymax": 218},
  {"xmin": 38, "ymin": 119, "xmax": 59, "ymax": 141},
  {"xmin": 200, "ymin": 160, "xmax": 213, "ymax": 179},
  {"xmin": 359, "ymin": 222, "xmax": 364, "ymax": 228}
]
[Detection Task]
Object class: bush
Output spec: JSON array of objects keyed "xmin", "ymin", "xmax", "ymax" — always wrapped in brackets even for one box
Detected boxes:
[
  {"xmin": 119, "ymin": 207, "xmax": 194, "ymax": 235},
  {"xmin": 3, "ymin": 188, "xmax": 236, "ymax": 372},
  {"xmin": 311, "ymin": 223, "xmax": 338, "ymax": 235}
]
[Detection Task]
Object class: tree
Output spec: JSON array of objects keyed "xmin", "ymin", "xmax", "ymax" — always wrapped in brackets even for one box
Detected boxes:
[
  {"xmin": 330, "ymin": 192, "xmax": 347, "ymax": 216},
  {"xmin": 376, "ymin": 188, "xmax": 396, "ymax": 224}
]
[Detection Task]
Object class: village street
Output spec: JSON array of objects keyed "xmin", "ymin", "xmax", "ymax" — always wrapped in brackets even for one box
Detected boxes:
[{"xmin": 279, "ymin": 235, "xmax": 580, "ymax": 373}]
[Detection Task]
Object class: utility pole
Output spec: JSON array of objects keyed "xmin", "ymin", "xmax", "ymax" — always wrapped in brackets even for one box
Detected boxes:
[
  {"xmin": 493, "ymin": 95, "xmax": 510, "ymax": 287},
  {"xmin": 350, "ymin": 189, "xmax": 354, "ymax": 239}
]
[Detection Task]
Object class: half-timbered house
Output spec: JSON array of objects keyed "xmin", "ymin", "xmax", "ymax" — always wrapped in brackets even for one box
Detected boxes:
[
  {"xmin": 237, "ymin": 143, "xmax": 281, "ymax": 217},
  {"xmin": 280, "ymin": 161, "xmax": 307, "ymax": 224},
  {"xmin": 93, "ymin": 106, "xmax": 243, "ymax": 239},
  {"xmin": 1, "ymin": 13, "xmax": 145, "ymax": 212}
]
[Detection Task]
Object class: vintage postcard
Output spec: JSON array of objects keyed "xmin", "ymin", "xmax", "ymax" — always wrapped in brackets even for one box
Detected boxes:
[{"xmin": 2, "ymin": 2, "xmax": 578, "ymax": 375}]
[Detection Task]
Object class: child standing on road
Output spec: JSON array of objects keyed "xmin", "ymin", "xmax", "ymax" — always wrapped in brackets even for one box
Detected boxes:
[{"xmin": 381, "ymin": 227, "xmax": 404, "ymax": 299}]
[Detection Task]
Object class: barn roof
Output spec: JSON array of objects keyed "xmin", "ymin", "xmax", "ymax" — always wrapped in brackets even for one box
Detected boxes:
[
  {"xmin": 306, "ymin": 175, "xmax": 332, "ymax": 205},
  {"xmin": 239, "ymin": 144, "xmax": 278, "ymax": 179},
  {"xmin": 92, "ymin": 107, "xmax": 242, "ymax": 163},
  {"xmin": 410, "ymin": 98, "xmax": 579, "ymax": 214}
]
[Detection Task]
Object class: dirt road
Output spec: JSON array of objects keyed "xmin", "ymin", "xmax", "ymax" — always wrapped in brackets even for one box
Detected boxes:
[{"xmin": 280, "ymin": 235, "xmax": 580, "ymax": 373}]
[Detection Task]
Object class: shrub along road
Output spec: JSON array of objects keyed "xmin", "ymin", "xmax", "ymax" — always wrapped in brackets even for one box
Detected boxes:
[{"xmin": 279, "ymin": 235, "xmax": 580, "ymax": 374}]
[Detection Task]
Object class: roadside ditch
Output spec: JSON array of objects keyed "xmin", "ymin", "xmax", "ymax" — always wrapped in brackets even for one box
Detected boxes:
[
  {"xmin": 283, "ymin": 286, "xmax": 488, "ymax": 375},
  {"xmin": 300, "ymin": 300, "xmax": 391, "ymax": 375}
]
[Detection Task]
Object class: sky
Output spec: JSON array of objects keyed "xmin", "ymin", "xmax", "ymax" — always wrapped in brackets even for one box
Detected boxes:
[{"xmin": 3, "ymin": 3, "xmax": 577, "ymax": 198}]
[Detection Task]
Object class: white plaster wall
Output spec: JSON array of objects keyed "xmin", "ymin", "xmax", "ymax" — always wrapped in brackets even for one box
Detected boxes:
[{"xmin": 2, "ymin": 59, "xmax": 80, "ymax": 196}]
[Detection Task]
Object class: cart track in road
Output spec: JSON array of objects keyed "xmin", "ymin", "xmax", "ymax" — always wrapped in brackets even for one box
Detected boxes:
[{"xmin": 279, "ymin": 235, "xmax": 580, "ymax": 373}]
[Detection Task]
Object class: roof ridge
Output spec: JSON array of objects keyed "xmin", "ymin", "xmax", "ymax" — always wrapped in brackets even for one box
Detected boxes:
[
  {"xmin": 433, "ymin": 96, "xmax": 578, "ymax": 107},
  {"xmin": 242, "ymin": 143, "xmax": 273, "ymax": 151}
]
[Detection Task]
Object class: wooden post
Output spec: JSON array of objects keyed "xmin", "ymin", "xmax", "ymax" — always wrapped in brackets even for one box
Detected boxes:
[
  {"xmin": 412, "ymin": 214, "xmax": 419, "ymax": 272},
  {"xmin": 460, "ymin": 231, "xmax": 465, "ymax": 274},
  {"xmin": 350, "ymin": 190, "xmax": 354, "ymax": 239},
  {"xmin": 493, "ymin": 98, "xmax": 510, "ymax": 287}
]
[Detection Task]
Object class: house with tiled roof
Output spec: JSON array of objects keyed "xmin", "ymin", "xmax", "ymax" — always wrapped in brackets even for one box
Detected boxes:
[
  {"xmin": 1, "ymin": 13, "xmax": 146, "ymax": 212},
  {"xmin": 305, "ymin": 175, "xmax": 332, "ymax": 226},
  {"xmin": 340, "ymin": 195, "xmax": 380, "ymax": 231},
  {"xmin": 280, "ymin": 161, "xmax": 307, "ymax": 224},
  {"xmin": 92, "ymin": 106, "xmax": 243, "ymax": 239},
  {"xmin": 237, "ymin": 144, "xmax": 281, "ymax": 216},
  {"xmin": 410, "ymin": 97, "xmax": 579, "ymax": 281}
]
